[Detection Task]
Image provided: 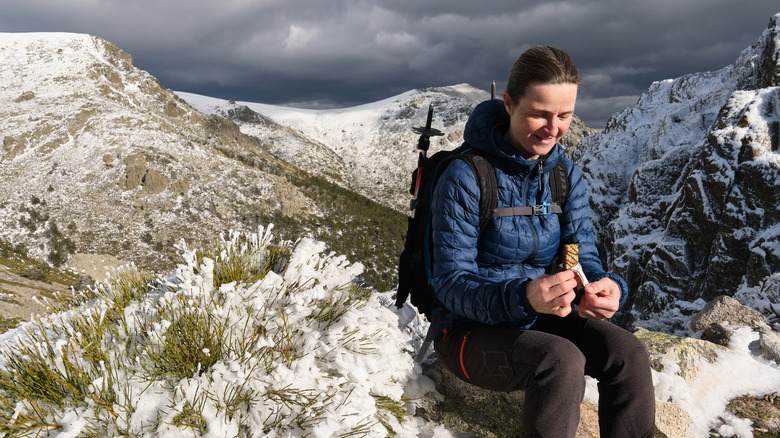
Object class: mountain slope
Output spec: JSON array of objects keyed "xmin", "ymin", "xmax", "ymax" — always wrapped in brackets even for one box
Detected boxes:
[
  {"xmin": 0, "ymin": 33, "xmax": 405, "ymax": 291},
  {"xmin": 0, "ymin": 33, "xmax": 295, "ymax": 269},
  {"xmin": 180, "ymin": 85, "xmax": 596, "ymax": 212},
  {"xmin": 180, "ymin": 85, "xmax": 487, "ymax": 212},
  {"xmin": 572, "ymin": 13, "xmax": 780, "ymax": 329}
]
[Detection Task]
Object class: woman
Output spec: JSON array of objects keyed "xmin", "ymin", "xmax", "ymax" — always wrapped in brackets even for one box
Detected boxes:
[{"xmin": 430, "ymin": 46, "xmax": 655, "ymax": 437}]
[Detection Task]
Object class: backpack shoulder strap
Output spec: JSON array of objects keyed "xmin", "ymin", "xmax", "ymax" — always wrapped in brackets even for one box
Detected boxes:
[
  {"xmin": 492, "ymin": 159, "xmax": 570, "ymax": 218},
  {"xmin": 549, "ymin": 160, "xmax": 569, "ymax": 208},
  {"xmin": 454, "ymin": 145, "xmax": 497, "ymax": 234},
  {"xmin": 464, "ymin": 154, "xmax": 497, "ymax": 233}
]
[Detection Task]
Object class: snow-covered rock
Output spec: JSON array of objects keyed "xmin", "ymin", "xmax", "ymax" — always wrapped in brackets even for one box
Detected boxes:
[{"xmin": 572, "ymin": 13, "xmax": 780, "ymax": 329}]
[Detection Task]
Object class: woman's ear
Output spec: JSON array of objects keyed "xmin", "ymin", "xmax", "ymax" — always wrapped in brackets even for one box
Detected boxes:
[{"xmin": 503, "ymin": 91, "xmax": 514, "ymax": 115}]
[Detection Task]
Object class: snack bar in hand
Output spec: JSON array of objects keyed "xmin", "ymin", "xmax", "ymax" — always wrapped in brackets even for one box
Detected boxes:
[{"xmin": 562, "ymin": 244, "xmax": 589, "ymax": 286}]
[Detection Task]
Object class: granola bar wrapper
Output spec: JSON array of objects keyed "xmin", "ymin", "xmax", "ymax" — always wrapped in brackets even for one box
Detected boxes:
[{"xmin": 561, "ymin": 244, "xmax": 589, "ymax": 286}]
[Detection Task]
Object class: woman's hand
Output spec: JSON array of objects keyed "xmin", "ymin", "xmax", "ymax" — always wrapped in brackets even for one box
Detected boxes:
[
  {"xmin": 577, "ymin": 277, "xmax": 621, "ymax": 320},
  {"xmin": 526, "ymin": 270, "xmax": 579, "ymax": 317}
]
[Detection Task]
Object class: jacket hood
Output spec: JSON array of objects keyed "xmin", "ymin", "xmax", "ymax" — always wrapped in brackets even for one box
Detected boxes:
[{"xmin": 463, "ymin": 99, "xmax": 564, "ymax": 173}]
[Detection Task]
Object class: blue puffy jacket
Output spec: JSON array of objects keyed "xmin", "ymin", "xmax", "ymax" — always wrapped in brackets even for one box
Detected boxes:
[{"xmin": 431, "ymin": 99, "xmax": 628, "ymax": 329}]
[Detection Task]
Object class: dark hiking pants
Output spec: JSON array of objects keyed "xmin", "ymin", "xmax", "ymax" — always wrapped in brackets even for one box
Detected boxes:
[{"xmin": 434, "ymin": 314, "xmax": 655, "ymax": 438}]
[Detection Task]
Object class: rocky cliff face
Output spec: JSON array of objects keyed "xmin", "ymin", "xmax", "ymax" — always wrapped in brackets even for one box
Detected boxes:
[{"xmin": 572, "ymin": 14, "xmax": 780, "ymax": 329}]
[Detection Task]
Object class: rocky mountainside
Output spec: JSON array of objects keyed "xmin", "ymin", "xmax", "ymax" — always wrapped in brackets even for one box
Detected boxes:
[
  {"xmin": 179, "ymin": 85, "xmax": 484, "ymax": 212},
  {"xmin": 180, "ymin": 86, "xmax": 595, "ymax": 212},
  {"xmin": 0, "ymin": 33, "xmax": 405, "ymax": 291},
  {"xmin": 572, "ymin": 13, "xmax": 780, "ymax": 330}
]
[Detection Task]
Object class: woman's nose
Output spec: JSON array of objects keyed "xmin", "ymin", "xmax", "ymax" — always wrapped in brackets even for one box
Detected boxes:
[{"xmin": 545, "ymin": 117, "xmax": 559, "ymax": 136}]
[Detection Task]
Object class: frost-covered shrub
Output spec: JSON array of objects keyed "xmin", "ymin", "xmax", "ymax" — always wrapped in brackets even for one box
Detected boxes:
[{"xmin": 0, "ymin": 225, "xmax": 427, "ymax": 437}]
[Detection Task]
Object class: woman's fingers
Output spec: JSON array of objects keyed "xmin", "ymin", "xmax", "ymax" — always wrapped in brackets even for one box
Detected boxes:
[{"xmin": 527, "ymin": 270, "xmax": 579, "ymax": 315}]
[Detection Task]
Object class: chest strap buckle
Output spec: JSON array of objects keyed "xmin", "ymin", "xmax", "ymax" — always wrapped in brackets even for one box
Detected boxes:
[{"xmin": 532, "ymin": 203, "xmax": 551, "ymax": 216}]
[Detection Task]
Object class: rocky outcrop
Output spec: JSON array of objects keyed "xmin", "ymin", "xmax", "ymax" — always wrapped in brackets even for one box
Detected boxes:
[
  {"xmin": 689, "ymin": 295, "xmax": 766, "ymax": 333},
  {"xmin": 572, "ymin": 14, "xmax": 780, "ymax": 327},
  {"xmin": 635, "ymin": 327, "xmax": 724, "ymax": 382},
  {"xmin": 560, "ymin": 115, "xmax": 600, "ymax": 156},
  {"xmin": 687, "ymin": 294, "xmax": 780, "ymax": 364}
]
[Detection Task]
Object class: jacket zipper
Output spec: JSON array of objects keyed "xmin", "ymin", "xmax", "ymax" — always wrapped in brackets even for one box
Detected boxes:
[{"xmin": 537, "ymin": 158, "xmax": 545, "ymax": 202}]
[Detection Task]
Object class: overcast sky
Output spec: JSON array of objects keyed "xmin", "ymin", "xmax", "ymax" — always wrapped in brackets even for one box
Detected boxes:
[{"xmin": 2, "ymin": 1, "xmax": 778, "ymax": 128}]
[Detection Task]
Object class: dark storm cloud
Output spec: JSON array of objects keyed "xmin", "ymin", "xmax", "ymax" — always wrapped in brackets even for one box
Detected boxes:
[{"xmin": 2, "ymin": 0, "xmax": 778, "ymax": 127}]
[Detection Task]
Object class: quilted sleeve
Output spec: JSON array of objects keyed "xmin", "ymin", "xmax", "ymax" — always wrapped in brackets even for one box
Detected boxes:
[
  {"xmin": 559, "ymin": 162, "xmax": 628, "ymax": 308},
  {"xmin": 431, "ymin": 159, "xmax": 538, "ymax": 326}
]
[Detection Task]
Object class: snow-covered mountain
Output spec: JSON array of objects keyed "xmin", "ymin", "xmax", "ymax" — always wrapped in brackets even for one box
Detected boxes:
[
  {"xmin": 179, "ymin": 85, "xmax": 595, "ymax": 212},
  {"xmin": 178, "ymin": 85, "xmax": 483, "ymax": 212},
  {"xmin": 573, "ymin": 13, "xmax": 780, "ymax": 330},
  {"xmin": 2, "ymin": 17, "xmax": 780, "ymax": 437},
  {"xmin": 0, "ymin": 33, "xmax": 290, "ymax": 269},
  {"xmin": 3, "ymin": 11, "xmax": 778, "ymax": 336},
  {"xmin": 0, "ymin": 32, "xmax": 404, "ymax": 289}
]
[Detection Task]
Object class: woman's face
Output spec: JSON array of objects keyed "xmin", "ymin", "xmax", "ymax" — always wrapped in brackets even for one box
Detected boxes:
[{"xmin": 503, "ymin": 81, "xmax": 578, "ymax": 160}]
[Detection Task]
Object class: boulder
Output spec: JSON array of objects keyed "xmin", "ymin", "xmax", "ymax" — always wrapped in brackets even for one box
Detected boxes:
[
  {"xmin": 120, "ymin": 152, "xmax": 148, "ymax": 190},
  {"xmin": 418, "ymin": 360, "xmax": 525, "ymax": 437},
  {"xmin": 654, "ymin": 402, "xmax": 694, "ymax": 438},
  {"xmin": 758, "ymin": 326, "xmax": 780, "ymax": 363},
  {"xmin": 688, "ymin": 295, "xmax": 780, "ymax": 362},
  {"xmin": 689, "ymin": 295, "xmax": 766, "ymax": 333},
  {"xmin": 141, "ymin": 168, "xmax": 169, "ymax": 194},
  {"xmin": 634, "ymin": 327, "xmax": 724, "ymax": 381}
]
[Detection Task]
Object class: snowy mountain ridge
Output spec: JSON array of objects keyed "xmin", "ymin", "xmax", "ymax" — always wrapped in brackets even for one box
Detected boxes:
[
  {"xmin": 573, "ymin": 13, "xmax": 780, "ymax": 329},
  {"xmin": 178, "ymin": 84, "xmax": 487, "ymax": 211},
  {"xmin": 179, "ymin": 84, "xmax": 596, "ymax": 212}
]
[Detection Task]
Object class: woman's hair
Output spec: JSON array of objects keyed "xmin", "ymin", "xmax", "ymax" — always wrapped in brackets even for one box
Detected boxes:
[{"xmin": 505, "ymin": 46, "xmax": 581, "ymax": 103}]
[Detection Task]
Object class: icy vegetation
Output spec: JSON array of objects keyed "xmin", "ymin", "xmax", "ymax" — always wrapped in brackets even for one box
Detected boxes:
[{"xmin": 0, "ymin": 226, "xmax": 440, "ymax": 437}]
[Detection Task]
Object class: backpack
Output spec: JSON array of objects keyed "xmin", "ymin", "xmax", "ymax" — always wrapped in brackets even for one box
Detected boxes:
[{"xmin": 395, "ymin": 143, "xmax": 569, "ymax": 320}]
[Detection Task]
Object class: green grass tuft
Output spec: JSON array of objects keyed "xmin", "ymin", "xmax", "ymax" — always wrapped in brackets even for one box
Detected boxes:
[
  {"xmin": 143, "ymin": 295, "xmax": 228, "ymax": 381},
  {"xmin": 195, "ymin": 232, "xmax": 291, "ymax": 290}
]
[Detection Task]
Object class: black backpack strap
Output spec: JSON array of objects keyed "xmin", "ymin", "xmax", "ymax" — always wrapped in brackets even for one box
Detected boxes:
[
  {"xmin": 550, "ymin": 160, "xmax": 569, "ymax": 208},
  {"xmin": 492, "ymin": 159, "xmax": 569, "ymax": 217},
  {"xmin": 461, "ymin": 153, "xmax": 497, "ymax": 234}
]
